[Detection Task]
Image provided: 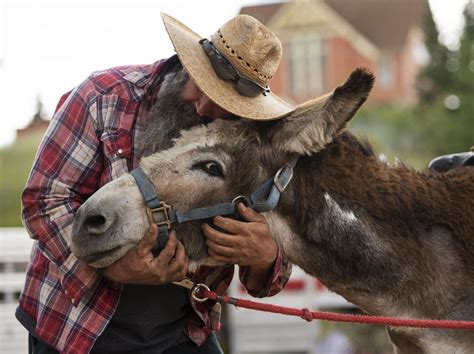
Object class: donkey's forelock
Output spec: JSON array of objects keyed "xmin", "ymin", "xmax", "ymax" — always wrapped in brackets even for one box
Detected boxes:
[
  {"xmin": 170, "ymin": 119, "xmax": 264, "ymax": 156},
  {"xmin": 140, "ymin": 118, "xmax": 268, "ymax": 191}
]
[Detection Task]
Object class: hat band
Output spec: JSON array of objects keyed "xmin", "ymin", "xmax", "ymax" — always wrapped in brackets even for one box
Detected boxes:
[{"xmin": 199, "ymin": 39, "xmax": 270, "ymax": 98}]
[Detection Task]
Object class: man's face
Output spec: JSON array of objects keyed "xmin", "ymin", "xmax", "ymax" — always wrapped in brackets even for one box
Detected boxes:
[{"xmin": 180, "ymin": 78, "xmax": 233, "ymax": 120}]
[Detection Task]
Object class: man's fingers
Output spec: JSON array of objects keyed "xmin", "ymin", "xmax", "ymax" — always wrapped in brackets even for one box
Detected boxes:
[
  {"xmin": 170, "ymin": 240, "xmax": 188, "ymax": 268},
  {"xmin": 202, "ymin": 223, "xmax": 238, "ymax": 247},
  {"xmin": 136, "ymin": 224, "xmax": 158, "ymax": 257},
  {"xmin": 156, "ymin": 231, "xmax": 178, "ymax": 264},
  {"xmin": 168, "ymin": 241, "xmax": 189, "ymax": 279},
  {"xmin": 173, "ymin": 239, "xmax": 187, "ymax": 262},
  {"xmin": 208, "ymin": 248, "xmax": 232, "ymax": 265},
  {"xmin": 206, "ymin": 238, "xmax": 235, "ymax": 258},
  {"xmin": 236, "ymin": 203, "xmax": 265, "ymax": 222},
  {"xmin": 212, "ymin": 215, "xmax": 242, "ymax": 234}
]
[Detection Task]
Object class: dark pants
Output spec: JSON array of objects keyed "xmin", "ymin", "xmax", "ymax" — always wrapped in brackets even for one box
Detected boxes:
[
  {"xmin": 163, "ymin": 333, "xmax": 223, "ymax": 354},
  {"xmin": 28, "ymin": 332, "xmax": 223, "ymax": 354},
  {"xmin": 28, "ymin": 335, "xmax": 58, "ymax": 354}
]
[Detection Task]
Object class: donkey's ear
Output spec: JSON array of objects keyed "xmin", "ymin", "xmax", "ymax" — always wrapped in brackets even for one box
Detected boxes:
[{"xmin": 271, "ymin": 68, "xmax": 374, "ymax": 155}]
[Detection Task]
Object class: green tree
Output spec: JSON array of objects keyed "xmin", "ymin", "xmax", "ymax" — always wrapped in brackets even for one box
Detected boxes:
[
  {"xmin": 414, "ymin": 0, "xmax": 474, "ymax": 154},
  {"xmin": 417, "ymin": 0, "xmax": 453, "ymax": 103},
  {"xmin": 354, "ymin": 1, "xmax": 474, "ymax": 161},
  {"xmin": 451, "ymin": 0, "xmax": 474, "ymax": 92}
]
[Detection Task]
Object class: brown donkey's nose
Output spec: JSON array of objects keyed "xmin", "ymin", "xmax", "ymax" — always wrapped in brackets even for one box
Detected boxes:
[
  {"xmin": 84, "ymin": 214, "xmax": 108, "ymax": 234},
  {"xmin": 75, "ymin": 207, "xmax": 116, "ymax": 236}
]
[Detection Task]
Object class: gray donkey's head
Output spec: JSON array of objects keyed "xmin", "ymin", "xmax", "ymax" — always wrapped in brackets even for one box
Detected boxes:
[{"xmin": 71, "ymin": 68, "xmax": 374, "ymax": 270}]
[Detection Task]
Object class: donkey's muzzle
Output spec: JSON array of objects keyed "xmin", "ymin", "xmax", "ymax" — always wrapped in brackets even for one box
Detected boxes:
[{"xmin": 72, "ymin": 205, "xmax": 116, "ymax": 240}]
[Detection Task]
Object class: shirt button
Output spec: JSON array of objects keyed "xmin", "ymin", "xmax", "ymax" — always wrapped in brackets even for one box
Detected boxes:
[{"xmin": 117, "ymin": 148, "xmax": 123, "ymax": 156}]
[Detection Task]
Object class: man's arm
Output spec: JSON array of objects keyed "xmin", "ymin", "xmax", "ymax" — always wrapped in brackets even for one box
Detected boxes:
[
  {"xmin": 23, "ymin": 81, "xmax": 189, "ymax": 304},
  {"xmin": 203, "ymin": 203, "xmax": 292, "ymax": 297},
  {"xmin": 21, "ymin": 80, "xmax": 108, "ymax": 305}
]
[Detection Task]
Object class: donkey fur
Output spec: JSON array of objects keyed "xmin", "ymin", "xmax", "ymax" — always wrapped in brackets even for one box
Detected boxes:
[{"xmin": 72, "ymin": 68, "xmax": 474, "ymax": 353}]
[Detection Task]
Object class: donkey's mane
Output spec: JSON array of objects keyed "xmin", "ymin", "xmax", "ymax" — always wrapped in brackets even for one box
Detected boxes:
[
  {"xmin": 338, "ymin": 132, "xmax": 376, "ymax": 158},
  {"xmin": 304, "ymin": 131, "xmax": 474, "ymax": 267}
]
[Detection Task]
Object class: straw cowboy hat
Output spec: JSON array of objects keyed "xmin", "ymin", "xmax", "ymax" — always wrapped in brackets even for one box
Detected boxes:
[{"xmin": 161, "ymin": 13, "xmax": 295, "ymax": 120}]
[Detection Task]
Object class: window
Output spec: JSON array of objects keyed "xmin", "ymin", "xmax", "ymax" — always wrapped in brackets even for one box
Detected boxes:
[{"xmin": 289, "ymin": 35, "xmax": 326, "ymax": 96}]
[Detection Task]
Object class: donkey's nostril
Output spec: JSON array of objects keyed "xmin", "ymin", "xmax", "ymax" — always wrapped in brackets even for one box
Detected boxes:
[
  {"xmin": 84, "ymin": 214, "xmax": 108, "ymax": 234},
  {"xmin": 86, "ymin": 214, "xmax": 105, "ymax": 227}
]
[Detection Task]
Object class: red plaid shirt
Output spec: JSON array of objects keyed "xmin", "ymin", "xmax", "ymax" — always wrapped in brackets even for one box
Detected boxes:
[{"xmin": 19, "ymin": 56, "xmax": 292, "ymax": 353}]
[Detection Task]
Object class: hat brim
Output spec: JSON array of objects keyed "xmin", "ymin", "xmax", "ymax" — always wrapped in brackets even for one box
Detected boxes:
[{"xmin": 161, "ymin": 13, "xmax": 295, "ymax": 121}]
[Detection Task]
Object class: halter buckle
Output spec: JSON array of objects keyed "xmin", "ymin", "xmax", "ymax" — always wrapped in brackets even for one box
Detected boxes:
[
  {"xmin": 274, "ymin": 165, "xmax": 293, "ymax": 193},
  {"xmin": 146, "ymin": 201, "xmax": 172, "ymax": 229}
]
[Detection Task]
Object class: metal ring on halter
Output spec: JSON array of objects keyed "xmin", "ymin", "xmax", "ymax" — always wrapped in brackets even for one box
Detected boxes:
[
  {"xmin": 191, "ymin": 283, "xmax": 210, "ymax": 302},
  {"xmin": 274, "ymin": 165, "xmax": 293, "ymax": 193},
  {"xmin": 231, "ymin": 195, "xmax": 250, "ymax": 207}
]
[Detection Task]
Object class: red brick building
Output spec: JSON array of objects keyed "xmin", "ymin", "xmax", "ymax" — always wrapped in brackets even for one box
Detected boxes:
[{"xmin": 240, "ymin": 0, "xmax": 426, "ymax": 105}]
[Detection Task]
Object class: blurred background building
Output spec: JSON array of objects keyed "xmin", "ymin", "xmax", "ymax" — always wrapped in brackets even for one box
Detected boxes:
[
  {"xmin": 1, "ymin": 0, "xmax": 473, "ymax": 353},
  {"xmin": 241, "ymin": 0, "xmax": 425, "ymax": 105}
]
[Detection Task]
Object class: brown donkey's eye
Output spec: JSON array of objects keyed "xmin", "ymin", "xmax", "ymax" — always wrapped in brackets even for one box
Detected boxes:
[
  {"xmin": 193, "ymin": 161, "xmax": 224, "ymax": 177},
  {"xmin": 203, "ymin": 161, "xmax": 224, "ymax": 177}
]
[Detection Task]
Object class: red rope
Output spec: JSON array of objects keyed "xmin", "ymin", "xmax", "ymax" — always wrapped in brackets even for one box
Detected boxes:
[{"xmin": 200, "ymin": 289, "xmax": 474, "ymax": 330}]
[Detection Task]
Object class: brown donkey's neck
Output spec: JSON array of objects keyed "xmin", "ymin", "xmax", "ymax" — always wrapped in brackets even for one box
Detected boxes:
[
  {"xmin": 289, "ymin": 133, "xmax": 474, "ymax": 254},
  {"xmin": 274, "ymin": 132, "xmax": 473, "ymax": 314}
]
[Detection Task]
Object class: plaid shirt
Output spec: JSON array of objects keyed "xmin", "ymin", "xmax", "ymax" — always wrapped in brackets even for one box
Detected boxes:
[{"xmin": 19, "ymin": 55, "xmax": 292, "ymax": 353}]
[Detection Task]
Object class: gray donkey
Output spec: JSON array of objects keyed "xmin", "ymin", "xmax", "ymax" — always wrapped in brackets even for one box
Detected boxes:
[{"xmin": 71, "ymin": 68, "xmax": 474, "ymax": 353}]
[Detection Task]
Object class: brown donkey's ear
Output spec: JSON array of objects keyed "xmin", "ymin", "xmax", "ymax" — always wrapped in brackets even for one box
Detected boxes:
[{"xmin": 271, "ymin": 68, "xmax": 374, "ymax": 155}]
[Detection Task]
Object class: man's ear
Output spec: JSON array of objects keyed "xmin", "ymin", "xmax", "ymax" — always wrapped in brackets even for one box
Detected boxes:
[{"xmin": 271, "ymin": 68, "xmax": 374, "ymax": 155}]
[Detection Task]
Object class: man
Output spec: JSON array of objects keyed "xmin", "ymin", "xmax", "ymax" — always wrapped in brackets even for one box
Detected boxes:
[{"xmin": 18, "ymin": 13, "xmax": 293, "ymax": 353}]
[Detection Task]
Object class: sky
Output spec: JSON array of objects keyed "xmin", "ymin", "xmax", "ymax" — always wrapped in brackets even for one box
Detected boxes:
[{"xmin": 0, "ymin": 0, "xmax": 470, "ymax": 148}]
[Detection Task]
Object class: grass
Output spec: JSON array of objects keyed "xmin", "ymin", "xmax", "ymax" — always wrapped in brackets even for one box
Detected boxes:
[{"xmin": 0, "ymin": 132, "xmax": 44, "ymax": 226}]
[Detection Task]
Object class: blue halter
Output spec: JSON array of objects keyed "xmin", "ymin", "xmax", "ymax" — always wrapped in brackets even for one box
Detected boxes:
[{"xmin": 130, "ymin": 156, "xmax": 299, "ymax": 253}]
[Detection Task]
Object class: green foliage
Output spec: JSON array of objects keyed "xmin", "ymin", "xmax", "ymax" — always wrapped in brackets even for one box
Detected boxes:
[
  {"xmin": 450, "ymin": 2, "xmax": 474, "ymax": 93},
  {"xmin": 415, "ymin": 0, "xmax": 474, "ymax": 153},
  {"xmin": 0, "ymin": 133, "xmax": 43, "ymax": 226},
  {"xmin": 414, "ymin": 96, "xmax": 474, "ymax": 154},
  {"xmin": 350, "ymin": 106, "xmax": 433, "ymax": 170},
  {"xmin": 357, "ymin": 0, "xmax": 474, "ymax": 161},
  {"xmin": 417, "ymin": 0, "xmax": 453, "ymax": 103}
]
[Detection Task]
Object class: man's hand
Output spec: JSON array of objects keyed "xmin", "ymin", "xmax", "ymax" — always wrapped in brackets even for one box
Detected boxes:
[
  {"xmin": 203, "ymin": 203, "xmax": 278, "ymax": 268},
  {"xmin": 101, "ymin": 225, "xmax": 189, "ymax": 285},
  {"xmin": 202, "ymin": 203, "xmax": 278, "ymax": 292}
]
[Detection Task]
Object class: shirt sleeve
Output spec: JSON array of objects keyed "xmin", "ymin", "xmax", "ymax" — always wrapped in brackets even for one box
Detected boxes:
[
  {"xmin": 21, "ymin": 78, "xmax": 104, "ymax": 306},
  {"xmin": 239, "ymin": 247, "xmax": 292, "ymax": 298}
]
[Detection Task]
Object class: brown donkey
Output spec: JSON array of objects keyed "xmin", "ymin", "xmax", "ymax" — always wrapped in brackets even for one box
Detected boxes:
[{"xmin": 72, "ymin": 69, "xmax": 474, "ymax": 353}]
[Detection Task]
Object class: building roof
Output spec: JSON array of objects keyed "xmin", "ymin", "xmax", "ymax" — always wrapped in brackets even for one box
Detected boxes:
[
  {"xmin": 325, "ymin": 0, "xmax": 425, "ymax": 50},
  {"xmin": 240, "ymin": 2, "xmax": 283, "ymax": 24},
  {"xmin": 240, "ymin": 0, "xmax": 425, "ymax": 50}
]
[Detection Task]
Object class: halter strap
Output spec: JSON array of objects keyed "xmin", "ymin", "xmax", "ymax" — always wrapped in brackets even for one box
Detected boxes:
[
  {"xmin": 130, "ymin": 168, "xmax": 170, "ymax": 252},
  {"xmin": 130, "ymin": 155, "xmax": 299, "ymax": 254}
]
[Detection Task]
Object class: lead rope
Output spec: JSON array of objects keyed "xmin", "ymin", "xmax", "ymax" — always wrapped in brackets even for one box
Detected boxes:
[{"xmin": 186, "ymin": 285, "xmax": 474, "ymax": 330}]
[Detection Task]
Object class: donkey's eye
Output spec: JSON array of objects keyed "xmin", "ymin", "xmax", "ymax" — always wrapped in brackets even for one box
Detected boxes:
[{"xmin": 194, "ymin": 161, "xmax": 224, "ymax": 177}]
